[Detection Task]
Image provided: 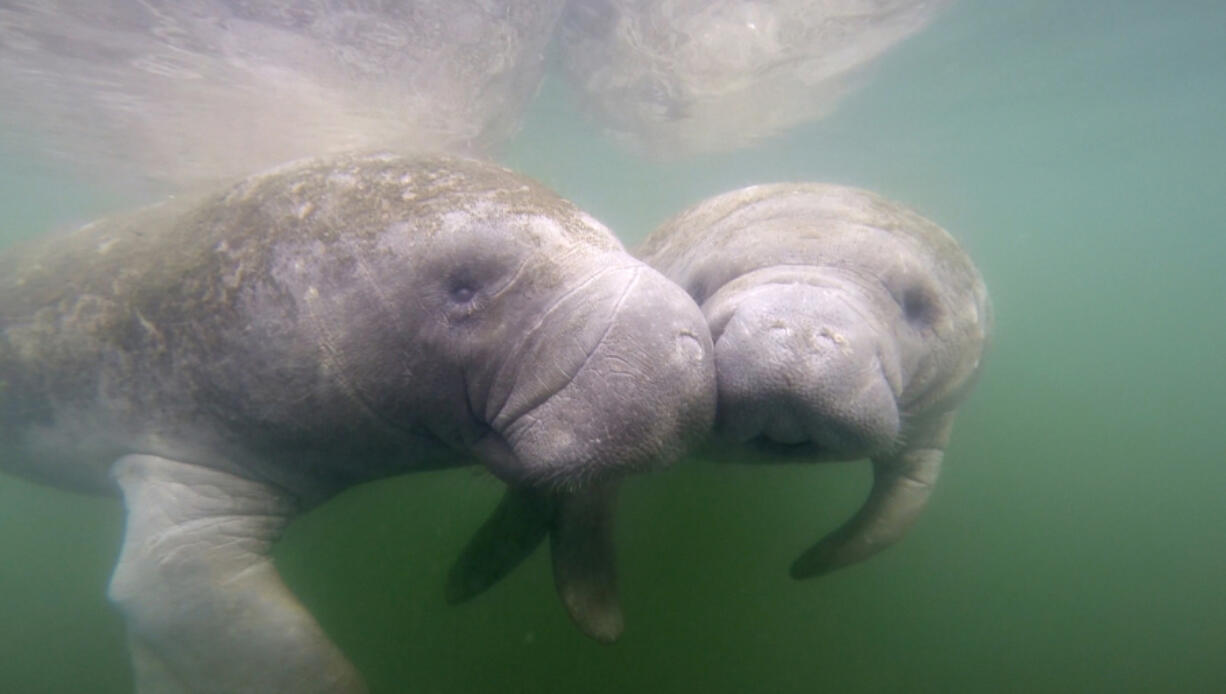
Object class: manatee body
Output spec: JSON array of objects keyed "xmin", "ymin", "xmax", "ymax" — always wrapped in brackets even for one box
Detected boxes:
[
  {"xmin": 0, "ymin": 1, "xmax": 566, "ymax": 190},
  {"xmin": 0, "ymin": 152, "xmax": 715, "ymax": 693},
  {"xmin": 447, "ymin": 182, "xmax": 989, "ymax": 632},
  {"xmin": 558, "ymin": 0, "xmax": 952, "ymax": 157},
  {"xmin": 638, "ymin": 182, "xmax": 991, "ymax": 576}
]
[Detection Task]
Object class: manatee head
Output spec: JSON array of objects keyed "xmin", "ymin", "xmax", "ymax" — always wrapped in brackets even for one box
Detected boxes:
[
  {"xmin": 222, "ymin": 153, "xmax": 717, "ymax": 493},
  {"xmin": 641, "ymin": 182, "xmax": 990, "ymax": 574},
  {"xmin": 404, "ymin": 177, "xmax": 717, "ymax": 492}
]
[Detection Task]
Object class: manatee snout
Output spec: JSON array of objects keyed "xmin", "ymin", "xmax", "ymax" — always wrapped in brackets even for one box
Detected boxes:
[
  {"xmin": 703, "ymin": 273, "xmax": 901, "ymax": 460},
  {"xmin": 481, "ymin": 264, "xmax": 717, "ymax": 491}
]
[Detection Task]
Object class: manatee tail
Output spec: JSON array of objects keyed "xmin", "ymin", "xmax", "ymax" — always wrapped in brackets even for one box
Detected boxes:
[{"xmin": 790, "ymin": 413, "xmax": 954, "ymax": 579}]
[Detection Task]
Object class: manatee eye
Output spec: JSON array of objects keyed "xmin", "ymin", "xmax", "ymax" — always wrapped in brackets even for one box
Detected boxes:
[
  {"xmin": 900, "ymin": 284, "xmax": 939, "ymax": 327},
  {"xmin": 449, "ymin": 283, "xmax": 476, "ymax": 303},
  {"xmin": 446, "ymin": 271, "xmax": 481, "ymax": 304}
]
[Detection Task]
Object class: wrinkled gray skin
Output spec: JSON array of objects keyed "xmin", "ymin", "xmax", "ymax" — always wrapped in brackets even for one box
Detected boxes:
[
  {"xmin": 0, "ymin": 0, "xmax": 566, "ymax": 191},
  {"xmin": 449, "ymin": 182, "xmax": 989, "ymax": 639},
  {"xmin": 558, "ymin": 0, "xmax": 952, "ymax": 157},
  {"xmin": 0, "ymin": 152, "xmax": 716, "ymax": 693}
]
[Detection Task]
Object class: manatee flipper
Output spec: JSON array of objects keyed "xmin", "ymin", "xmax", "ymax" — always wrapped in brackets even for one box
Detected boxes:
[
  {"xmin": 550, "ymin": 484, "xmax": 623, "ymax": 643},
  {"xmin": 108, "ymin": 455, "xmax": 366, "ymax": 694},
  {"xmin": 791, "ymin": 412, "xmax": 955, "ymax": 579},
  {"xmin": 445, "ymin": 487, "xmax": 556, "ymax": 605},
  {"xmin": 446, "ymin": 484, "xmax": 623, "ymax": 643}
]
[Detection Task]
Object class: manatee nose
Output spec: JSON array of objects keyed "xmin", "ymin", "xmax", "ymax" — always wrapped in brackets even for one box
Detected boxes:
[
  {"xmin": 675, "ymin": 326, "xmax": 708, "ymax": 364},
  {"xmin": 711, "ymin": 285, "xmax": 900, "ymax": 457},
  {"xmin": 762, "ymin": 408, "xmax": 807, "ymax": 445},
  {"xmin": 494, "ymin": 263, "xmax": 716, "ymax": 488}
]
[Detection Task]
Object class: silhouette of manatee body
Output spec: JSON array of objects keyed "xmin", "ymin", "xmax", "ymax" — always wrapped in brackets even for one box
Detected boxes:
[
  {"xmin": 0, "ymin": 153, "xmax": 716, "ymax": 693},
  {"xmin": 447, "ymin": 182, "xmax": 989, "ymax": 638},
  {"xmin": 558, "ymin": 0, "xmax": 953, "ymax": 157},
  {"xmin": 0, "ymin": 1, "xmax": 568, "ymax": 190}
]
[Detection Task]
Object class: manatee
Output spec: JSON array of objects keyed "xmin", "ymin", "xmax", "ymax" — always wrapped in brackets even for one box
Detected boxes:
[
  {"xmin": 0, "ymin": 152, "xmax": 716, "ymax": 693},
  {"xmin": 558, "ymin": 0, "xmax": 953, "ymax": 157},
  {"xmin": 0, "ymin": 0, "xmax": 567, "ymax": 191},
  {"xmin": 447, "ymin": 182, "xmax": 990, "ymax": 632},
  {"xmin": 639, "ymin": 182, "xmax": 991, "ymax": 575}
]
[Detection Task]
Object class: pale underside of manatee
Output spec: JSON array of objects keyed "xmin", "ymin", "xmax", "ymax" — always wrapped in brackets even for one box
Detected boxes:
[
  {"xmin": 0, "ymin": 152, "xmax": 716, "ymax": 692},
  {"xmin": 559, "ymin": 0, "xmax": 954, "ymax": 157},
  {"xmin": 0, "ymin": 0, "xmax": 567, "ymax": 192},
  {"xmin": 447, "ymin": 181, "xmax": 990, "ymax": 641}
]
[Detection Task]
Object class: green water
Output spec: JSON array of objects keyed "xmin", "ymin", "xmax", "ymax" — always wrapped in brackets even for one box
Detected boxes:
[{"xmin": 2, "ymin": 1, "xmax": 1224, "ymax": 692}]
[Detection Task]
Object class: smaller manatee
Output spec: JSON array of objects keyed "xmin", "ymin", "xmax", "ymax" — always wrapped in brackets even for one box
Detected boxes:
[
  {"xmin": 640, "ymin": 183, "xmax": 991, "ymax": 577},
  {"xmin": 447, "ymin": 182, "xmax": 990, "ymax": 635}
]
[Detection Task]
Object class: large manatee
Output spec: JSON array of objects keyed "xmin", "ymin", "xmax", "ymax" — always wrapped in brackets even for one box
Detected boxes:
[
  {"xmin": 0, "ymin": 152, "xmax": 716, "ymax": 693},
  {"xmin": 448, "ymin": 182, "xmax": 989, "ymax": 635},
  {"xmin": 0, "ymin": 0, "xmax": 567, "ymax": 191},
  {"xmin": 557, "ymin": 0, "xmax": 953, "ymax": 157}
]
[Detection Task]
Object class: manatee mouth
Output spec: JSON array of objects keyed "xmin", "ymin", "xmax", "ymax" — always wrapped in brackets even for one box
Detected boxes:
[
  {"xmin": 473, "ymin": 427, "xmax": 605, "ymax": 492},
  {"xmin": 706, "ymin": 272, "xmax": 903, "ymax": 464},
  {"xmin": 471, "ymin": 428, "xmax": 525, "ymax": 485},
  {"xmin": 743, "ymin": 436, "xmax": 828, "ymax": 461}
]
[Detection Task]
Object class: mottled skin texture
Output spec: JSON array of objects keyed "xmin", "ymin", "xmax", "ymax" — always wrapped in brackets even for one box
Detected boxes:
[
  {"xmin": 449, "ymin": 182, "xmax": 990, "ymax": 637},
  {"xmin": 0, "ymin": 153, "xmax": 716, "ymax": 693}
]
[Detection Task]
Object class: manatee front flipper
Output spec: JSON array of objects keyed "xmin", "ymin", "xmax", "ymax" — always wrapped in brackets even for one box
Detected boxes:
[
  {"xmin": 791, "ymin": 412, "xmax": 955, "ymax": 579},
  {"xmin": 445, "ymin": 487, "xmax": 557, "ymax": 605},
  {"xmin": 446, "ymin": 485, "xmax": 623, "ymax": 643},
  {"xmin": 108, "ymin": 455, "xmax": 366, "ymax": 694},
  {"xmin": 549, "ymin": 484, "xmax": 622, "ymax": 643}
]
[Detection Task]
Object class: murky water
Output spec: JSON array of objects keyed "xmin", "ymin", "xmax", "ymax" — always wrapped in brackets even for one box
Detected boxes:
[{"xmin": 2, "ymin": 1, "xmax": 1224, "ymax": 692}]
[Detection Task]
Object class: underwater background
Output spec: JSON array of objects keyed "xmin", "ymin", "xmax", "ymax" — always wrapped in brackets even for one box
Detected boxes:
[{"xmin": 2, "ymin": 1, "xmax": 1224, "ymax": 692}]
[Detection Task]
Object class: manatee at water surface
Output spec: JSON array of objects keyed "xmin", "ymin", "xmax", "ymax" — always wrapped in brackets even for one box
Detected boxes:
[
  {"xmin": 557, "ymin": 0, "xmax": 953, "ymax": 157},
  {"xmin": 0, "ymin": 0, "xmax": 567, "ymax": 191},
  {"xmin": 0, "ymin": 152, "xmax": 716, "ymax": 693}
]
